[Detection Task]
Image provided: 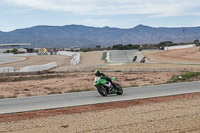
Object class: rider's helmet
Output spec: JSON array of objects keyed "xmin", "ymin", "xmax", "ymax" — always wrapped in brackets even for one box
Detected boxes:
[{"xmin": 95, "ymin": 70, "xmax": 101, "ymax": 77}]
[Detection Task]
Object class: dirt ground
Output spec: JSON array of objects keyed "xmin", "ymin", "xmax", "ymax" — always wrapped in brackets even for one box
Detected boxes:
[
  {"xmin": 53, "ymin": 51, "xmax": 105, "ymax": 71},
  {"xmin": 0, "ymin": 47, "xmax": 200, "ymax": 98},
  {"xmin": 0, "ymin": 93, "xmax": 199, "ymax": 133},
  {"xmin": 0, "ymin": 47, "xmax": 200, "ymax": 133},
  {"xmin": 0, "ymin": 55, "xmax": 70, "ymax": 71},
  {"xmin": 0, "ymin": 71, "xmax": 180, "ymax": 98},
  {"xmin": 142, "ymin": 46, "xmax": 200, "ymax": 63}
]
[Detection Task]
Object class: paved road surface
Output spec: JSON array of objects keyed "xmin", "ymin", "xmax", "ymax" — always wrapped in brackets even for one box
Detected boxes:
[
  {"xmin": 109, "ymin": 50, "xmax": 148, "ymax": 63},
  {"xmin": 0, "ymin": 81, "xmax": 200, "ymax": 114},
  {"xmin": 0, "ymin": 57, "xmax": 26, "ymax": 65}
]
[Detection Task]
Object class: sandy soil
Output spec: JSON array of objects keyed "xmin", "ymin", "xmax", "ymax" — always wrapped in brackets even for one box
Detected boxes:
[
  {"xmin": 1, "ymin": 47, "xmax": 200, "ymax": 98},
  {"xmin": 100, "ymin": 47, "xmax": 200, "ymax": 72},
  {"xmin": 0, "ymin": 93, "xmax": 199, "ymax": 133},
  {"xmin": 0, "ymin": 71, "xmax": 179, "ymax": 98},
  {"xmin": 142, "ymin": 46, "xmax": 200, "ymax": 63},
  {"xmin": 0, "ymin": 55, "xmax": 70, "ymax": 71},
  {"xmin": 52, "ymin": 51, "xmax": 105, "ymax": 71},
  {"xmin": 0, "ymin": 48, "xmax": 200, "ymax": 132},
  {"xmin": 101, "ymin": 62, "xmax": 200, "ymax": 72}
]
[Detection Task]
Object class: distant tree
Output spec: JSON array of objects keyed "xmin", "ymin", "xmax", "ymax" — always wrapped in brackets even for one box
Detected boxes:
[
  {"xmin": 132, "ymin": 44, "xmax": 140, "ymax": 49},
  {"xmin": 25, "ymin": 48, "xmax": 34, "ymax": 53},
  {"xmin": 96, "ymin": 45, "xmax": 101, "ymax": 49},
  {"xmin": 11, "ymin": 48, "xmax": 19, "ymax": 54},
  {"xmin": 4, "ymin": 50, "xmax": 11, "ymax": 53},
  {"xmin": 112, "ymin": 44, "xmax": 140, "ymax": 50},
  {"xmin": 194, "ymin": 39, "xmax": 199, "ymax": 45},
  {"xmin": 156, "ymin": 41, "xmax": 173, "ymax": 48},
  {"xmin": 112, "ymin": 44, "xmax": 123, "ymax": 50}
]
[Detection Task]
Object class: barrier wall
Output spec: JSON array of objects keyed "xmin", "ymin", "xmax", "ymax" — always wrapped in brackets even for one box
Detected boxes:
[
  {"xmin": 0, "ymin": 67, "xmax": 14, "ymax": 73},
  {"xmin": 57, "ymin": 51, "xmax": 76, "ymax": 56},
  {"xmin": 14, "ymin": 53, "xmax": 38, "ymax": 56},
  {"xmin": 106, "ymin": 52, "xmax": 110, "ymax": 62},
  {"xmin": 18, "ymin": 62, "xmax": 57, "ymax": 72},
  {"xmin": 57, "ymin": 51, "xmax": 80, "ymax": 65},
  {"xmin": 70, "ymin": 53, "xmax": 80, "ymax": 65},
  {"xmin": 164, "ymin": 44, "xmax": 196, "ymax": 50},
  {"xmin": 0, "ymin": 53, "xmax": 38, "ymax": 57}
]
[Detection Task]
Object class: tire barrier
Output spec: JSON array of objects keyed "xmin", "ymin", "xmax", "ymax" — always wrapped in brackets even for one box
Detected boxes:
[
  {"xmin": 18, "ymin": 62, "xmax": 57, "ymax": 72},
  {"xmin": 0, "ymin": 67, "xmax": 14, "ymax": 73},
  {"xmin": 37, "ymin": 52, "xmax": 50, "ymax": 56}
]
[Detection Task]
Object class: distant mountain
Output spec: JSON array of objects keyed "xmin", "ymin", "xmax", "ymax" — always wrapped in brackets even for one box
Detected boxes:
[{"xmin": 0, "ymin": 24, "xmax": 200, "ymax": 48}]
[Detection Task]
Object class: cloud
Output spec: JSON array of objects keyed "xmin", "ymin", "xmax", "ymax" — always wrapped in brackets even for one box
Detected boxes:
[{"xmin": 2, "ymin": 0, "xmax": 200, "ymax": 17}]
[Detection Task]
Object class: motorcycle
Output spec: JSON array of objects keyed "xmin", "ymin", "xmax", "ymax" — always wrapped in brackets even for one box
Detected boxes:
[{"xmin": 94, "ymin": 76, "xmax": 123, "ymax": 96}]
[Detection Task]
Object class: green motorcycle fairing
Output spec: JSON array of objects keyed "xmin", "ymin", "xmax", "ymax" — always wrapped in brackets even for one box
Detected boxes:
[{"xmin": 94, "ymin": 77, "xmax": 115, "ymax": 87}]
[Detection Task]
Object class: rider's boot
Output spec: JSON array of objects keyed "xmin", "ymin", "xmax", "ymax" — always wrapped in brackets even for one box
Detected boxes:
[{"xmin": 109, "ymin": 84, "xmax": 115, "ymax": 93}]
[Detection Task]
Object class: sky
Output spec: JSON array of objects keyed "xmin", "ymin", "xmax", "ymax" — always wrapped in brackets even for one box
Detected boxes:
[{"xmin": 0, "ymin": 0, "xmax": 200, "ymax": 32}]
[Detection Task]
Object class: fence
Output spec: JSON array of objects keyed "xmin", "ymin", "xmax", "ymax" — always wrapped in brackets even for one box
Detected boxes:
[{"xmin": 0, "ymin": 67, "xmax": 14, "ymax": 73}]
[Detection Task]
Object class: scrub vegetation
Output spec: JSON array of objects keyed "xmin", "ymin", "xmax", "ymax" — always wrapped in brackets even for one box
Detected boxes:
[
  {"xmin": 169, "ymin": 72, "xmax": 200, "ymax": 83},
  {"xmin": 101, "ymin": 52, "xmax": 107, "ymax": 60}
]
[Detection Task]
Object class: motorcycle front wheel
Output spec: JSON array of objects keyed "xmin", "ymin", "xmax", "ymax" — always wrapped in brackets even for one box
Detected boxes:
[{"xmin": 97, "ymin": 85, "xmax": 108, "ymax": 96}]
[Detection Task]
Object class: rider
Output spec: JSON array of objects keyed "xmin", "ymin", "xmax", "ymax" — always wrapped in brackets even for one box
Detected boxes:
[
  {"xmin": 132, "ymin": 55, "xmax": 137, "ymax": 62},
  {"xmin": 95, "ymin": 70, "xmax": 112, "ymax": 83},
  {"xmin": 95, "ymin": 70, "xmax": 114, "ymax": 92},
  {"xmin": 140, "ymin": 57, "xmax": 146, "ymax": 63}
]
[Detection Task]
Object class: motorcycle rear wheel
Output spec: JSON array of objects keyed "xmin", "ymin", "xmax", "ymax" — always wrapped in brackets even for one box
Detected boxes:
[{"xmin": 114, "ymin": 83, "xmax": 123, "ymax": 95}]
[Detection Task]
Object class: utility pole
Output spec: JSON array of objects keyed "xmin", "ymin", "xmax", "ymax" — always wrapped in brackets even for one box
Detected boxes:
[
  {"xmin": 194, "ymin": 32, "xmax": 198, "ymax": 40},
  {"xmin": 32, "ymin": 35, "xmax": 35, "ymax": 48},
  {"xmin": 188, "ymin": 32, "xmax": 191, "ymax": 43},
  {"xmin": 182, "ymin": 29, "xmax": 186, "ymax": 44},
  {"xmin": 51, "ymin": 40, "xmax": 55, "ymax": 53}
]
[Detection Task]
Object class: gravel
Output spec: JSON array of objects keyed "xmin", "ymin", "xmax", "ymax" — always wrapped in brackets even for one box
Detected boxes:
[{"xmin": 0, "ymin": 94, "xmax": 199, "ymax": 133}]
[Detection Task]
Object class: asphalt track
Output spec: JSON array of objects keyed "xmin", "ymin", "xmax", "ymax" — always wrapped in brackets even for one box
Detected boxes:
[
  {"xmin": 0, "ymin": 57, "xmax": 26, "ymax": 65},
  {"xmin": 0, "ymin": 81, "xmax": 200, "ymax": 114},
  {"xmin": 109, "ymin": 50, "xmax": 149, "ymax": 63}
]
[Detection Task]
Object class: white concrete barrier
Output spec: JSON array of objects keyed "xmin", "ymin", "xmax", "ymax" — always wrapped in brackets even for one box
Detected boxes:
[
  {"xmin": 0, "ymin": 67, "xmax": 14, "ymax": 73},
  {"xmin": 70, "ymin": 53, "xmax": 80, "ymax": 65},
  {"xmin": 164, "ymin": 44, "xmax": 196, "ymax": 50},
  {"xmin": 14, "ymin": 53, "xmax": 38, "ymax": 56},
  {"xmin": 18, "ymin": 62, "xmax": 57, "ymax": 72},
  {"xmin": 0, "ymin": 53, "xmax": 38, "ymax": 57},
  {"xmin": 57, "ymin": 51, "xmax": 80, "ymax": 65},
  {"xmin": 57, "ymin": 51, "xmax": 76, "ymax": 56},
  {"xmin": 106, "ymin": 52, "xmax": 110, "ymax": 62}
]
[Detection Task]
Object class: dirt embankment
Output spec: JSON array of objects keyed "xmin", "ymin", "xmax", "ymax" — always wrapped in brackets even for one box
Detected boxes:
[
  {"xmin": 52, "ymin": 51, "xmax": 105, "ymax": 71},
  {"xmin": 142, "ymin": 46, "xmax": 200, "ymax": 63},
  {"xmin": 0, "ymin": 48, "xmax": 200, "ymax": 132},
  {"xmin": 0, "ymin": 55, "xmax": 70, "ymax": 71},
  {"xmin": 0, "ymin": 71, "xmax": 179, "ymax": 98},
  {"xmin": 0, "ymin": 93, "xmax": 199, "ymax": 133}
]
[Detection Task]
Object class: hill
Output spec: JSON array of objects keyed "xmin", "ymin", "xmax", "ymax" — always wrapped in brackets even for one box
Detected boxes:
[{"xmin": 0, "ymin": 24, "xmax": 200, "ymax": 48}]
